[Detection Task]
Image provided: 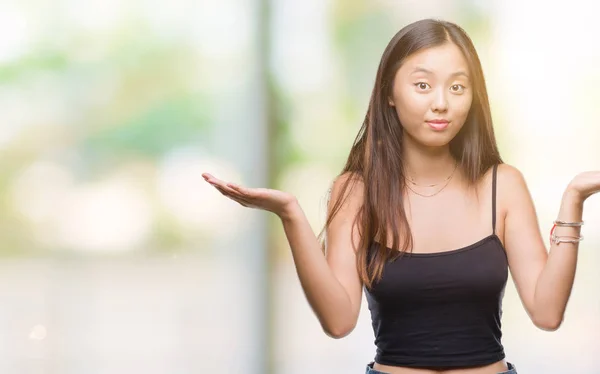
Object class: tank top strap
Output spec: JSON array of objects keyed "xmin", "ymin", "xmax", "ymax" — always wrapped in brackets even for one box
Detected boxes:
[{"xmin": 492, "ymin": 164, "xmax": 498, "ymax": 235}]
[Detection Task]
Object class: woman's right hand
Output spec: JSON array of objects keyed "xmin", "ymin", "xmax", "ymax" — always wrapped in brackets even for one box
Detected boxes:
[{"xmin": 202, "ymin": 173, "xmax": 299, "ymax": 219}]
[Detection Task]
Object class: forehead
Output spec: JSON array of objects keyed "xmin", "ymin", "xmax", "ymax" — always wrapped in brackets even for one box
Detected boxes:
[{"xmin": 398, "ymin": 42, "xmax": 470, "ymax": 76}]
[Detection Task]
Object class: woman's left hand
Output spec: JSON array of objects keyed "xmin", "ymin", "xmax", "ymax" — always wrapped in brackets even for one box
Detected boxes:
[{"xmin": 567, "ymin": 171, "xmax": 600, "ymax": 202}]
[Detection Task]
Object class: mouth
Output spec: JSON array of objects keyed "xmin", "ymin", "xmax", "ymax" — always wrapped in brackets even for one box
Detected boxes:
[{"xmin": 426, "ymin": 120, "xmax": 450, "ymax": 131}]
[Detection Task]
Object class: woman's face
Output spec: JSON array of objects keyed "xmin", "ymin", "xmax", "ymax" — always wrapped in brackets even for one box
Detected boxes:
[{"xmin": 389, "ymin": 42, "xmax": 473, "ymax": 148}]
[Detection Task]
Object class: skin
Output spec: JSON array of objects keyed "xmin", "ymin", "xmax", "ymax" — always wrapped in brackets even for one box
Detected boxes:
[
  {"xmin": 390, "ymin": 42, "xmax": 472, "ymax": 182},
  {"xmin": 202, "ymin": 42, "xmax": 600, "ymax": 374}
]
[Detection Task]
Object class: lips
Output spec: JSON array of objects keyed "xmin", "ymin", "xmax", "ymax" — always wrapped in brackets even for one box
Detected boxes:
[{"xmin": 426, "ymin": 120, "xmax": 450, "ymax": 131}]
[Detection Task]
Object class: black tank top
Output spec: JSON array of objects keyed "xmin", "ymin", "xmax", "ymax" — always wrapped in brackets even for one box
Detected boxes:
[{"xmin": 365, "ymin": 164, "xmax": 508, "ymax": 368}]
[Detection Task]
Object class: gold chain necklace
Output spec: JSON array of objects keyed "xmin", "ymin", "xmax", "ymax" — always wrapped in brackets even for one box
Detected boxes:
[
  {"xmin": 405, "ymin": 162, "xmax": 458, "ymax": 187},
  {"xmin": 405, "ymin": 162, "xmax": 458, "ymax": 197}
]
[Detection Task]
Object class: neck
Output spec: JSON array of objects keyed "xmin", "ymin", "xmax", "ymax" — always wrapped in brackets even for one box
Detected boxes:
[{"xmin": 402, "ymin": 140, "xmax": 457, "ymax": 184}]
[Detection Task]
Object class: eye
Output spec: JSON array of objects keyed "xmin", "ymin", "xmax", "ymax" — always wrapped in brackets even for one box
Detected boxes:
[
  {"xmin": 450, "ymin": 84, "xmax": 465, "ymax": 93},
  {"xmin": 414, "ymin": 82, "xmax": 431, "ymax": 91}
]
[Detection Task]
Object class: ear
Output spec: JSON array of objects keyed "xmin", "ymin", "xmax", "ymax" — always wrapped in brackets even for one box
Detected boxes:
[{"xmin": 388, "ymin": 98, "xmax": 395, "ymax": 107}]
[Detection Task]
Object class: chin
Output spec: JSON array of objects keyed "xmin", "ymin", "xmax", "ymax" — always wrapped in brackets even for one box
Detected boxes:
[
  {"xmin": 416, "ymin": 134, "xmax": 455, "ymax": 148},
  {"xmin": 403, "ymin": 126, "xmax": 458, "ymax": 148},
  {"xmin": 421, "ymin": 140, "xmax": 452, "ymax": 148}
]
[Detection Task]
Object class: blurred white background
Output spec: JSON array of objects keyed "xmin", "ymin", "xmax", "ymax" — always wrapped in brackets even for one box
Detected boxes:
[{"xmin": 0, "ymin": 0, "xmax": 599, "ymax": 373}]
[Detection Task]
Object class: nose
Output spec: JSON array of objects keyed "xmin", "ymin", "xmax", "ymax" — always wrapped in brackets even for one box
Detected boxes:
[{"xmin": 431, "ymin": 87, "xmax": 448, "ymax": 113}]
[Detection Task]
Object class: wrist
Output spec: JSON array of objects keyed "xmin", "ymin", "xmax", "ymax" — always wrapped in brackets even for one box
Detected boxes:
[
  {"xmin": 563, "ymin": 186, "xmax": 585, "ymax": 206},
  {"xmin": 278, "ymin": 198, "xmax": 302, "ymax": 222}
]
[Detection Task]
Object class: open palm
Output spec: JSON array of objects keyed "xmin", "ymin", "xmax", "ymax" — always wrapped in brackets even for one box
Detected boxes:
[{"xmin": 202, "ymin": 173, "xmax": 297, "ymax": 217}]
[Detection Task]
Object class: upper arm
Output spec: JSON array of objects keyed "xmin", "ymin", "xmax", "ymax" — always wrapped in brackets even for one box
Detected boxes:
[
  {"xmin": 500, "ymin": 164, "xmax": 548, "ymax": 318},
  {"xmin": 324, "ymin": 172, "xmax": 364, "ymax": 325}
]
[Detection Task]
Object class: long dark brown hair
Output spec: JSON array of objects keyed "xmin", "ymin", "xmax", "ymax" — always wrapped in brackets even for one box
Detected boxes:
[{"xmin": 318, "ymin": 19, "xmax": 503, "ymax": 289}]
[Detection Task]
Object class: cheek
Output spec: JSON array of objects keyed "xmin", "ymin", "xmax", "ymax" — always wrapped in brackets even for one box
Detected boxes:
[
  {"xmin": 451, "ymin": 95, "xmax": 473, "ymax": 120},
  {"xmin": 395, "ymin": 90, "xmax": 429, "ymax": 122}
]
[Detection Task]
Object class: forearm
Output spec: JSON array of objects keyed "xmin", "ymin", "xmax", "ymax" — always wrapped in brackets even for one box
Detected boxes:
[
  {"xmin": 533, "ymin": 189, "xmax": 584, "ymax": 328},
  {"xmin": 279, "ymin": 202, "xmax": 356, "ymax": 336}
]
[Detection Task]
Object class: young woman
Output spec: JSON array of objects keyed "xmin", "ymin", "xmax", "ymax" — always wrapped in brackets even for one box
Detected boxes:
[{"xmin": 202, "ymin": 19, "xmax": 599, "ymax": 373}]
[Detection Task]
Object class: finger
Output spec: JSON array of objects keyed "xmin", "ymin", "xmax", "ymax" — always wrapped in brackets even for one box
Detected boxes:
[
  {"xmin": 214, "ymin": 186, "xmax": 247, "ymax": 205},
  {"xmin": 202, "ymin": 173, "xmax": 217, "ymax": 184},
  {"xmin": 227, "ymin": 183, "xmax": 259, "ymax": 198},
  {"xmin": 205, "ymin": 176, "xmax": 229, "ymax": 190},
  {"xmin": 214, "ymin": 186, "xmax": 252, "ymax": 207},
  {"xmin": 221, "ymin": 192, "xmax": 251, "ymax": 207},
  {"xmin": 203, "ymin": 174, "xmax": 223, "ymax": 186},
  {"xmin": 211, "ymin": 181, "xmax": 245, "ymax": 199},
  {"xmin": 214, "ymin": 184, "xmax": 245, "ymax": 199},
  {"xmin": 207, "ymin": 176, "xmax": 239, "ymax": 192},
  {"xmin": 203, "ymin": 175, "xmax": 258, "ymax": 200}
]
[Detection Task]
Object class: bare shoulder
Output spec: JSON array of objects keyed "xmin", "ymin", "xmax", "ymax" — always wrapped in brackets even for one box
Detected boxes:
[
  {"xmin": 333, "ymin": 171, "xmax": 364, "ymax": 188},
  {"xmin": 474, "ymin": 163, "xmax": 529, "ymax": 211},
  {"xmin": 494, "ymin": 163, "xmax": 532, "ymax": 212},
  {"xmin": 496, "ymin": 163, "xmax": 528, "ymax": 194},
  {"xmin": 475, "ymin": 163, "xmax": 525, "ymax": 193},
  {"xmin": 496, "ymin": 163, "xmax": 526, "ymax": 183},
  {"xmin": 330, "ymin": 172, "xmax": 365, "ymax": 208}
]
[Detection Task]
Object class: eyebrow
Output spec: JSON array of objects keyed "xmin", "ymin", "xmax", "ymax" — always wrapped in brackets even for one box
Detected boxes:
[{"xmin": 411, "ymin": 67, "xmax": 469, "ymax": 79}]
